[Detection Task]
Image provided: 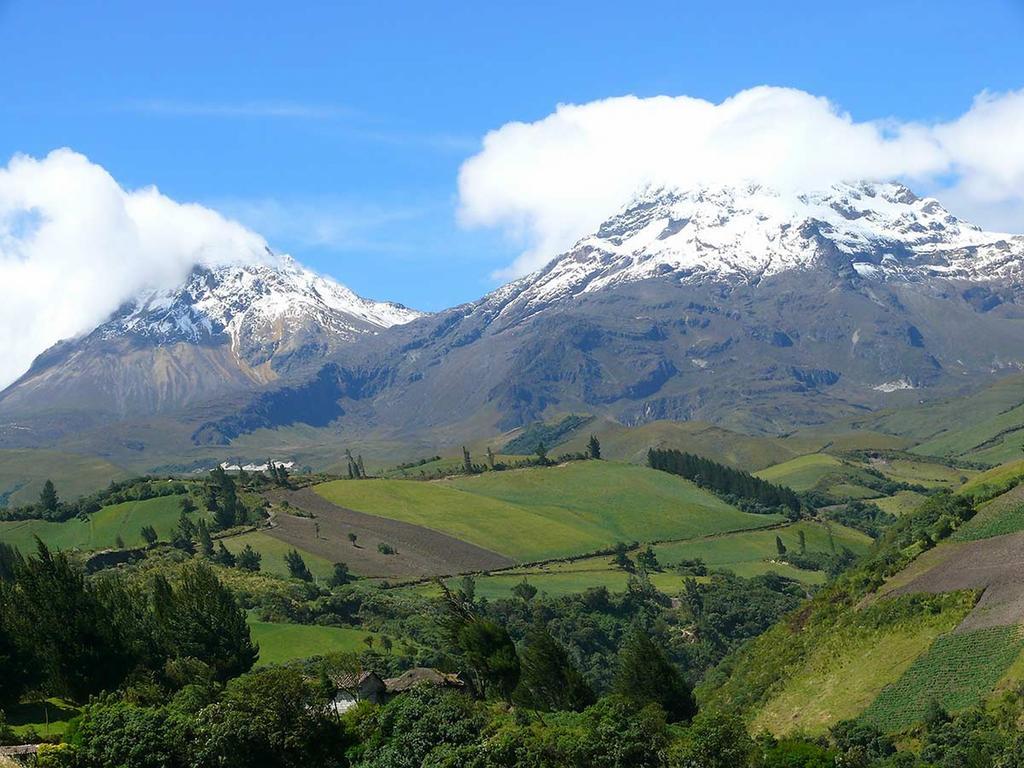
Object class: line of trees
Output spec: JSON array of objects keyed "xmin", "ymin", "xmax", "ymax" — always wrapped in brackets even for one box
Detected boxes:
[
  {"xmin": 647, "ymin": 448, "xmax": 801, "ymax": 513},
  {"xmin": 0, "ymin": 477, "xmax": 189, "ymax": 523}
]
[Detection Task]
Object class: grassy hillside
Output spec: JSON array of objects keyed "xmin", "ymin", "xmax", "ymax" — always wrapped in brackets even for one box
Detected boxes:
[
  {"xmin": 873, "ymin": 490, "xmax": 928, "ymax": 517},
  {"xmin": 652, "ymin": 520, "xmax": 872, "ymax": 582},
  {"xmin": 558, "ymin": 419, "xmax": 798, "ymax": 470},
  {"xmin": 755, "ymin": 454, "xmax": 847, "ymax": 492},
  {"xmin": 222, "ymin": 530, "xmax": 336, "ymax": 581},
  {"xmin": 314, "ymin": 462, "xmax": 782, "ymax": 561},
  {"xmin": 0, "ymin": 493, "xmax": 202, "ymax": 552},
  {"xmin": 0, "ymin": 448, "xmax": 128, "ymax": 508},
  {"xmin": 751, "ymin": 602, "xmax": 970, "ymax": 735},
  {"xmin": 700, "ymin": 590, "xmax": 976, "ymax": 735},
  {"xmin": 957, "ymin": 458, "xmax": 1024, "ymax": 500},
  {"xmin": 249, "ymin": 619, "xmax": 378, "ymax": 666},
  {"xmin": 860, "ymin": 625, "xmax": 1024, "ymax": 732},
  {"xmin": 412, "ymin": 556, "xmax": 690, "ymax": 601},
  {"xmin": 861, "ymin": 374, "xmax": 1024, "ymax": 463}
]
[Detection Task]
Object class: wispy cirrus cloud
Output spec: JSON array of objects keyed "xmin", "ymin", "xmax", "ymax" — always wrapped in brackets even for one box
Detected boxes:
[
  {"xmin": 125, "ymin": 99, "xmax": 355, "ymax": 120},
  {"xmin": 213, "ymin": 196, "xmax": 431, "ymax": 254},
  {"xmin": 124, "ymin": 99, "xmax": 476, "ymax": 152}
]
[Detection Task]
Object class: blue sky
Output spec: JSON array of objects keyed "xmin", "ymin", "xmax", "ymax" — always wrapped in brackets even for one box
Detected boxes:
[{"xmin": 2, "ymin": 0, "xmax": 1023, "ymax": 310}]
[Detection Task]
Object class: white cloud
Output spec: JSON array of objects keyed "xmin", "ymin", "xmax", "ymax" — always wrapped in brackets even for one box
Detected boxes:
[
  {"xmin": 0, "ymin": 149, "xmax": 267, "ymax": 388},
  {"xmin": 457, "ymin": 86, "xmax": 1024, "ymax": 279}
]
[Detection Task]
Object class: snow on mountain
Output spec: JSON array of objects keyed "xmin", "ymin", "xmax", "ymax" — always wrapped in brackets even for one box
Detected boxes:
[
  {"xmin": 492, "ymin": 181, "xmax": 1024, "ymax": 319},
  {"xmin": 100, "ymin": 254, "xmax": 423, "ymax": 348}
]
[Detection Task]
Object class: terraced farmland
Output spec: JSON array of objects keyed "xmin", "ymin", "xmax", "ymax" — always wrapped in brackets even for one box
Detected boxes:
[{"xmin": 860, "ymin": 625, "xmax": 1024, "ymax": 731}]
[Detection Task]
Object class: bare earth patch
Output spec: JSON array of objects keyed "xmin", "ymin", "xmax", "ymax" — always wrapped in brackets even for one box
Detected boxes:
[
  {"xmin": 263, "ymin": 488, "xmax": 514, "ymax": 579},
  {"xmin": 887, "ymin": 531, "xmax": 1024, "ymax": 632}
]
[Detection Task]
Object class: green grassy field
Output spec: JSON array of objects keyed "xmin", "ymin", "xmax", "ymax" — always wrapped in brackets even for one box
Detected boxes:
[
  {"xmin": 315, "ymin": 462, "xmax": 782, "ymax": 562},
  {"xmin": 873, "ymin": 491, "xmax": 928, "ymax": 517},
  {"xmin": 0, "ymin": 448, "xmax": 128, "ymax": 509},
  {"xmin": 875, "ymin": 458, "xmax": 974, "ymax": 488},
  {"xmin": 0, "ymin": 492, "xmax": 203, "ymax": 552},
  {"xmin": 249, "ymin": 619, "xmax": 378, "ymax": 666},
  {"xmin": 413, "ymin": 556, "xmax": 696, "ymax": 600},
  {"xmin": 383, "ymin": 453, "xmax": 528, "ymax": 478},
  {"xmin": 860, "ymin": 626, "xmax": 1024, "ymax": 732},
  {"xmin": 857, "ymin": 374, "xmax": 1024, "ymax": 464},
  {"xmin": 755, "ymin": 454, "xmax": 847, "ymax": 492},
  {"xmin": 951, "ymin": 481, "xmax": 1024, "ymax": 542},
  {"xmin": 752, "ymin": 603, "xmax": 970, "ymax": 735},
  {"xmin": 557, "ymin": 419, "xmax": 799, "ymax": 471},
  {"xmin": 221, "ymin": 530, "xmax": 336, "ymax": 581},
  {"xmin": 652, "ymin": 521, "xmax": 872, "ymax": 584},
  {"xmin": 4, "ymin": 698, "xmax": 82, "ymax": 738},
  {"xmin": 957, "ymin": 459, "xmax": 1024, "ymax": 500}
]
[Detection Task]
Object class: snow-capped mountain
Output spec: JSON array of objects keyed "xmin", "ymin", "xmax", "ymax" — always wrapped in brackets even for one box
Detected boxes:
[
  {"xmin": 5, "ymin": 180, "xmax": 1024, "ymax": 458},
  {"xmin": 0, "ymin": 255, "xmax": 423, "ymax": 418},
  {"xmin": 103, "ymin": 255, "xmax": 421, "ymax": 347},
  {"xmin": 487, "ymin": 182, "xmax": 1024, "ymax": 321}
]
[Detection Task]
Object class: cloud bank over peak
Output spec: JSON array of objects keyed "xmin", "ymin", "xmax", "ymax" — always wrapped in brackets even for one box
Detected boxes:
[
  {"xmin": 0, "ymin": 149, "xmax": 267, "ymax": 388},
  {"xmin": 457, "ymin": 86, "xmax": 1024, "ymax": 279}
]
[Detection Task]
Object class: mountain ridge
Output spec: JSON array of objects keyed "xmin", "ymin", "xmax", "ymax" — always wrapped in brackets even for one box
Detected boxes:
[{"xmin": 3, "ymin": 180, "xmax": 1024, "ymax": 462}]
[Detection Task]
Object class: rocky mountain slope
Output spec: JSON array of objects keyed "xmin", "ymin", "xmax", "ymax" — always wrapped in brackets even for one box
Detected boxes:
[
  {"xmin": 0, "ymin": 255, "xmax": 421, "ymax": 420},
  {"xmin": 341, "ymin": 181, "xmax": 1024, "ymax": 437},
  {"xmin": 3, "ymin": 181, "xmax": 1024, "ymax": 461}
]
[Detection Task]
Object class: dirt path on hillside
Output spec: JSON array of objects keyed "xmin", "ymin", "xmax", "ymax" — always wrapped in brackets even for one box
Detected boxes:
[
  {"xmin": 885, "ymin": 530, "xmax": 1024, "ymax": 632},
  {"xmin": 262, "ymin": 488, "xmax": 514, "ymax": 580}
]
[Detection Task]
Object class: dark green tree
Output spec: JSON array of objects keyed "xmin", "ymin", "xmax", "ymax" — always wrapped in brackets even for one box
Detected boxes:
[
  {"xmin": 441, "ymin": 583, "xmax": 520, "ymax": 700},
  {"xmin": 535, "ymin": 441, "xmax": 548, "ymax": 464},
  {"xmin": 798, "ymin": 528, "xmax": 807, "ymax": 555},
  {"xmin": 153, "ymin": 562, "xmax": 257, "ymax": 680},
  {"xmin": 775, "ymin": 535, "xmax": 787, "ymax": 557},
  {"xmin": 670, "ymin": 709, "xmax": 754, "ymax": 768},
  {"xmin": 587, "ymin": 434, "xmax": 602, "ymax": 460},
  {"xmin": 636, "ymin": 546, "xmax": 660, "ymax": 572},
  {"xmin": 328, "ymin": 561, "xmax": 352, "ymax": 587},
  {"xmin": 140, "ymin": 525, "xmax": 158, "ymax": 545},
  {"xmin": 347, "ymin": 532, "xmax": 358, "ymax": 547},
  {"xmin": 39, "ymin": 479, "xmax": 59, "ymax": 515},
  {"xmin": 513, "ymin": 621, "xmax": 594, "ymax": 712},
  {"xmin": 463, "ymin": 446, "xmax": 473, "ymax": 473},
  {"xmin": 196, "ymin": 666, "xmax": 344, "ymax": 767},
  {"xmin": 196, "ymin": 518, "xmax": 214, "ymax": 557},
  {"xmin": 214, "ymin": 542, "xmax": 236, "ymax": 567},
  {"xmin": 511, "ymin": 578, "xmax": 537, "ymax": 602},
  {"xmin": 6, "ymin": 541, "xmax": 139, "ymax": 699},
  {"xmin": 285, "ymin": 549, "xmax": 313, "ymax": 581},
  {"xmin": 237, "ymin": 544, "xmax": 261, "ymax": 572},
  {"xmin": 612, "ymin": 541, "xmax": 635, "ymax": 572},
  {"xmin": 613, "ymin": 623, "xmax": 696, "ymax": 723},
  {"xmin": 179, "ymin": 495, "xmax": 197, "ymax": 514}
]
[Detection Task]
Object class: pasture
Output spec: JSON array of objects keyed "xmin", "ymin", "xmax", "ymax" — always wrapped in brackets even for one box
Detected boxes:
[
  {"xmin": 314, "ymin": 462, "xmax": 782, "ymax": 562},
  {"xmin": 0, "ymin": 494, "xmax": 201, "ymax": 552},
  {"xmin": 249, "ymin": 619, "xmax": 379, "ymax": 666}
]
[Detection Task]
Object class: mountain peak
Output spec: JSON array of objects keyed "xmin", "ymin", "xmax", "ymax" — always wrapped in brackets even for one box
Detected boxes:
[
  {"xmin": 490, "ymin": 180, "xmax": 1024, "ymax": 318},
  {"xmin": 99, "ymin": 256, "xmax": 423, "ymax": 347}
]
